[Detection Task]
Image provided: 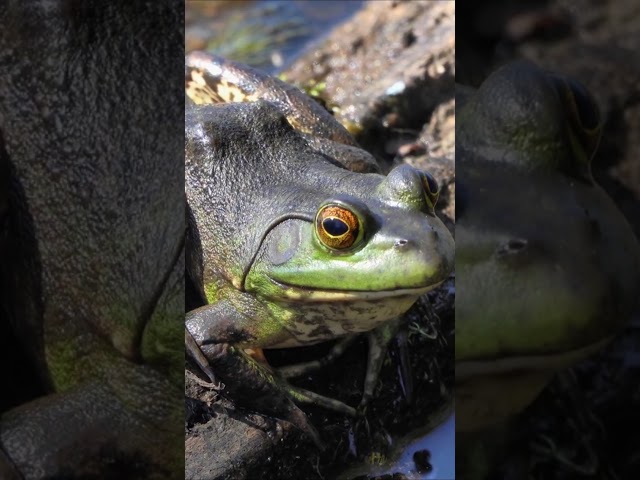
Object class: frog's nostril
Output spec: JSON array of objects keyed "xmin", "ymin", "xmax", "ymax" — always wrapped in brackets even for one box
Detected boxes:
[{"xmin": 496, "ymin": 238, "xmax": 528, "ymax": 256}]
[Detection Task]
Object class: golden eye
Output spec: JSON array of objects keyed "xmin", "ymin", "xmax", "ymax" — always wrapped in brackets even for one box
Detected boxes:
[
  {"xmin": 563, "ymin": 78, "xmax": 600, "ymax": 132},
  {"xmin": 549, "ymin": 74, "xmax": 602, "ymax": 165},
  {"xmin": 420, "ymin": 171, "xmax": 440, "ymax": 209},
  {"xmin": 315, "ymin": 205, "xmax": 360, "ymax": 250}
]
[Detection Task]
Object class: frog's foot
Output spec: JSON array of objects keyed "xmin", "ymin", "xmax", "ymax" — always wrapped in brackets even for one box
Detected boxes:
[
  {"xmin": 278, "ymin": 336, "xmax": 358, "ymax": 378},
  {"xmin": 196, "ymin": 341, "xmax": 324, "ymax": 449},
  {"xmin": 279, "ymin": 319, "xmax": 414, "ymax": 415},
  {"xmin": 186, "ymin": 305, "xmax": 324, "ymax": 445},
  {"xmin": 185, "ymin": 369, "xmax": 223, "ymax": 390},
  {"xmin": 274, "ymin": 335, "xmax": 371, "ymax": 417},
  {"xmin": 185, "ymin": 328, "xmax": 217, "ymax": 384},
  {"xmin": 285, "ymin": 385, "xmax": 357, "ymax": 417},
  {"xmin": 359, "ymin": 318, "xmax": 411, "ymax": 411}
]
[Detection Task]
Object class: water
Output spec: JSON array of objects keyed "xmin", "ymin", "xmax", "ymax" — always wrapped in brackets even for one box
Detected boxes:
[
  {"xmin": 186, "ymin": 0, "xmax": 364, "ymax": 73},
  {"xmin": 337, "ymin": 411, "xmax": 456, "ymax": 480},
  {"xmin": 387, "ymin": 413, "xmax": 456, "ymax": 480}
]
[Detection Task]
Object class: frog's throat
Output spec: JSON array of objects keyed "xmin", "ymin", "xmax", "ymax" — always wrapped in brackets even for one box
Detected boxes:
[
  {"xmin": 264, "ymin": 278, "xmax": 444, "ymax": 303},
  {"xmin": 455, "ymin": 335, "xmax": 613, "ymax": 380}
]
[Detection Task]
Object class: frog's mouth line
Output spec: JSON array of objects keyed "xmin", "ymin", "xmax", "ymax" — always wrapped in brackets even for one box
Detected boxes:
[
  {"xmin": 267, "ymin": 278, "xmax": 444, "ymax": 303},
  {"xmin": 455, "ymin": 335, "xmax": 614, "ymax": 380}
]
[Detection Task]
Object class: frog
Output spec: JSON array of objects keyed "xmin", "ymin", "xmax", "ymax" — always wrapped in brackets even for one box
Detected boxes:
[
  {"xmin": 454, "ymin": 59, "xmax": 640, "ymax": 450},
  {"xmin": 184, "ymin": 52, "xmax": 455, "ymax": 442},
  {"xmin": 0, "ymin": 2, "xmax": 184, "ymax": 479}
]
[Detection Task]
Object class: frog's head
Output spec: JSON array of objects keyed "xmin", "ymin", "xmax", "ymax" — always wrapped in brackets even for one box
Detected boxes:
[
  {"xmin": 244, "ymin": 164, "xmax": 454, "ymax": 327},
  {"xmin": 455, "ymin": 61, "xmax": 640, "ymax": 430},
  {"xmin": 457, "ymin": 60, "xmax": 602, "ymax": 180}
]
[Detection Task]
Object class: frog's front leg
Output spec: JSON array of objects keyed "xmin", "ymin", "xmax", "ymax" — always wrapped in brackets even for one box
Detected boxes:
[
  {"xmin": 361, "ymin": 317, "xmax": 409, "ymax": 410},
  {"xmin": 278, "ymin": 336, "xmax": 358, "ymax": 378},
  {"xmin": 186, "ymin": 302, "xmax": 327, "ymax": 445}
]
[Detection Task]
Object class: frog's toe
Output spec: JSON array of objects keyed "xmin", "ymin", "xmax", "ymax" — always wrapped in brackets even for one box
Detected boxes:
[
  {"xmin": 355, "ymin": 401, "xmax": 368, "ymax": 418},
  {"xmin": 185, "ymin": 369, "xmax": 224, "ymax": 391},
  {"xmin": 287, "ymin": 385, "xmax": 357, "ymax": 417},
  {"xmin": 286, "ymin": 406, "xmax": 325, "ymax": 451},
  {"xmin": 185, "ymin": 329, "xmax": 217, "ymax": 384},
  {"xmin": 278, "ymin": 336, "xmax": 357, "ymax": 378},
  {"xmin": 247, "ymin": 402, "xmax": 324, "ymax": 451},
  {"xmin": 392, "ymin": 330, "xmax": 415, "ymax": 405},
  {"xmin": 245, "ymin": 390, "xmax": 324, "ymax": 450}
]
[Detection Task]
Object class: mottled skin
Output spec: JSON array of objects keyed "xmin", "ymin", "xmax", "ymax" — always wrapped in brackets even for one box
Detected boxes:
[
  {"xmin": 455, "ymin": 61, "xmax": 640, "ymax": 433},
  {"xmin": 0, "ymin": 2, "xmax": 183, "ymax": 479},
  {"xmin": 185, "ymin": 51, "xmax": 378, "ymax": 174},
  {"xmin": 184, "ymin": 54, "xmax": 454, "ymax": 432}
]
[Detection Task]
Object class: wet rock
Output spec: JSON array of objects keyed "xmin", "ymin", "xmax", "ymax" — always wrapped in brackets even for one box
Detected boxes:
[
  {"xmin": 284, "ymin": 0, "xmax": 455, "ymax": 171},
  {"xmin": 185, "ymin": 396, "xmax": 299, "ymax": 480},
  {"xmin": 412, "ymin": 449, "xmax": 433, "ymax": 474}
]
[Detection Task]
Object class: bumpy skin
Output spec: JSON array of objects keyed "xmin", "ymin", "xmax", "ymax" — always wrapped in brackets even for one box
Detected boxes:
[
  {"xmin": 0, "ymin": 2, "xmax": 184, "ymax": 478},
  {"xmin": 186, "ymin": 52, "xmax": 380, "ymax": 174},
  {"xmin": 186, "ymin": 52, "xmax": 357, "ymax": 146},
  {"xmin": 184, "ymin": 54, "xmax": 455, "ymax": 427},
  {"xmin": 455, "ymin": 61, "xmax": 640, "ymax": 431},
  {"xmin": 186, "ymin": 102, "xmax": 453, "ymax": 342}
]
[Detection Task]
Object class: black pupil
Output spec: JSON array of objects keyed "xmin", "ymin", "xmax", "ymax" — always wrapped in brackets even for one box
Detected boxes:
[{"xmin": 323, "ymin": 217, "xmax": 349, "ymax": 236}]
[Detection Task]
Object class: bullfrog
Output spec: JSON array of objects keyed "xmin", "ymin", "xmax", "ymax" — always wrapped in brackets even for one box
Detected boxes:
[
  {"xmin": 0, "ymin": 2, "xmax": 183, "ymax": 478},
  {"xmin": 455, "ymin": 60, "xmax": 640, "ymax": 434},
  {"xmin": 184, "ymin": 53, "xmax": 455, "ymax": 440}
]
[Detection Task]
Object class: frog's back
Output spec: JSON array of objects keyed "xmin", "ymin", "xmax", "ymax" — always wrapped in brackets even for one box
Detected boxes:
[
  {"xmin": 185, "ymin": 101, "xmax": 353, "ymax": 208},
  {"xmin": 186, "ymin": 52, "xmax": 358, "ymax": 147}
]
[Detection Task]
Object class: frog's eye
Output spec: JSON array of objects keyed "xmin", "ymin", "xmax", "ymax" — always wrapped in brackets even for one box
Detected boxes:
[
  {"xmin": 551, "ymin": 75, "xmax": 602, "ymax": 165},
  {"xmin": 420, "ymin": 171, "xmax": 440, "ymax": 209},
  {"xmin": 566, "ymin": 79, "xmax": 600, "ymax": 132},
  {"xmin": 549, "ymin": 74, "xmax": 601, "ymax": 132},
  {"xmin": 315, "ymin": 205, "xmax": 361, "ymax": 250}
]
